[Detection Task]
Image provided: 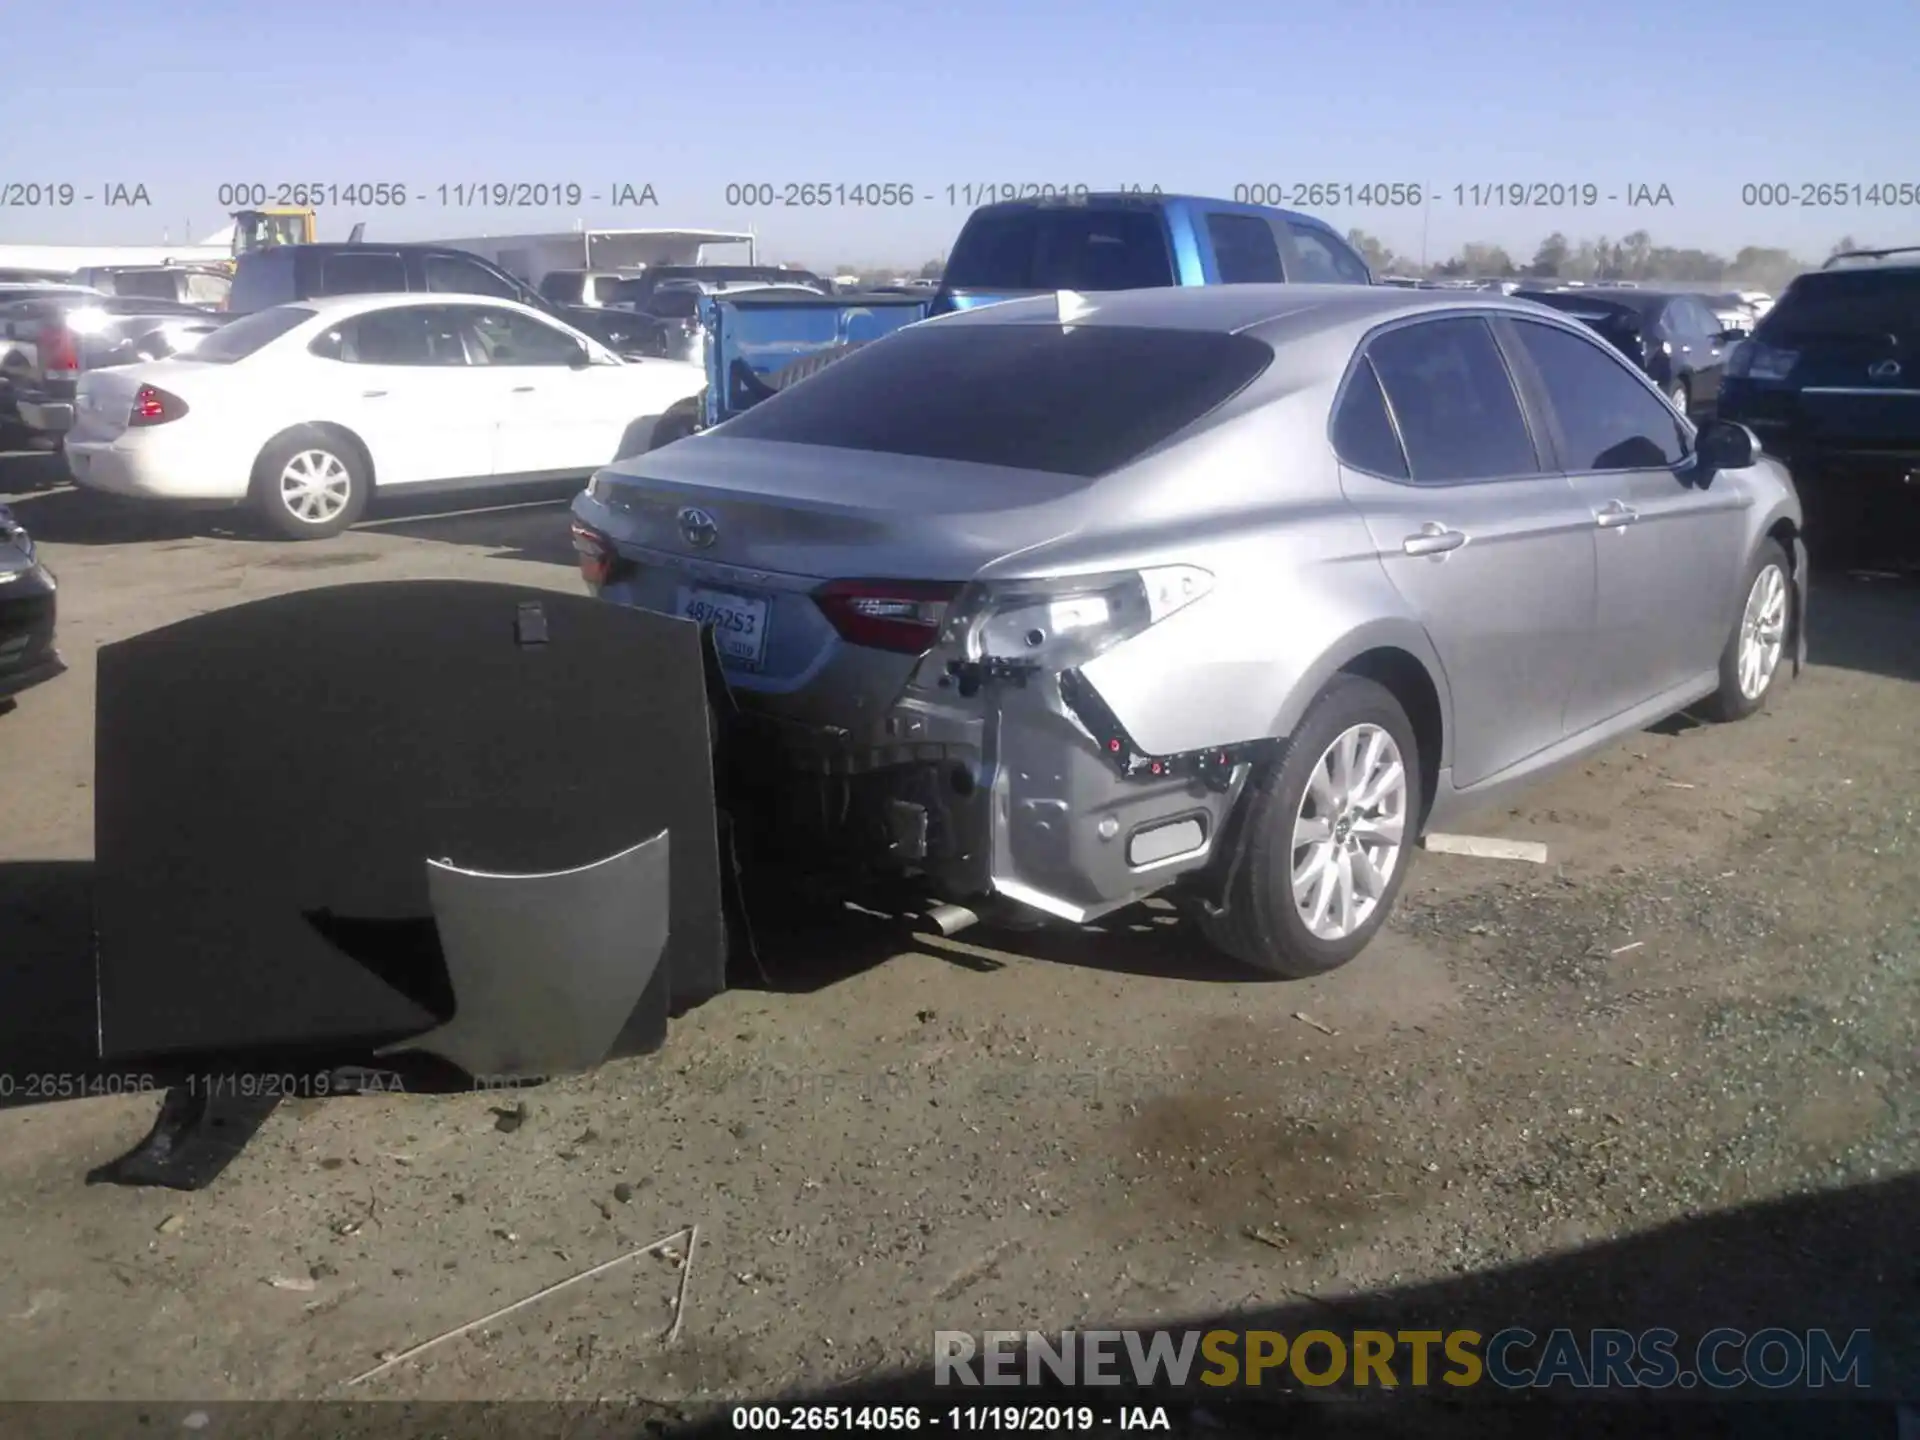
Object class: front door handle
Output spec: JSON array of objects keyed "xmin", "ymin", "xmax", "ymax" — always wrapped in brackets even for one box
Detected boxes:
[
  {"xmin": 361, "ymin": 390, "xmax": 387, "ymax": 398},
  {"xmin": 1402, "ymin": 522, "xmax": 1468, "ymax": 556},
  {"xmin": 511, "ymin": 385, "xmax": 536, "ymax": 394},
  {"xmin": 1595, "ymin": 500, "xmax": 1639, "ymax": 528}
]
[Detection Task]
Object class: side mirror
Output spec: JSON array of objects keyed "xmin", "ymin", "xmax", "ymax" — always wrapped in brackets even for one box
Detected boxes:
[{"xmin": 1695, "ymin": 419, "xmax": 1756, "ymax": 472}]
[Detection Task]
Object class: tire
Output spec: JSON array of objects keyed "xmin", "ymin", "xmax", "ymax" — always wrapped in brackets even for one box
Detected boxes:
[
  {"xmin": 764, "ymin": 341, "xmax": 870, "ymax": 392},
  {"xmin": 1700, "ymin": 538, "xmax": 1792, "ymax": 722},
  {"xmin": 249, "ymin": 429, "xmax": 369, "ymax": 541},
  {"xmin": 1198, "ymin": 673, "xmax": 1423, "ymax": 978},
  {"xmin": 646, "ymin": 398, "xmax": 703, "ymax": 452}
]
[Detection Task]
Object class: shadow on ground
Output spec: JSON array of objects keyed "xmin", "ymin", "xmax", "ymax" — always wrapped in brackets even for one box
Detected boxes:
[
  {"xmin": 0, "ymin": 467, "xmax": 582, "ymax": 557},
  {"xmin": 1806, "ymin": 571, "xmax": 1920, "ymax": 686},
  {"xmin": 657, "ymin": 1172, "xmax": 1917, "ymax": 1438}
]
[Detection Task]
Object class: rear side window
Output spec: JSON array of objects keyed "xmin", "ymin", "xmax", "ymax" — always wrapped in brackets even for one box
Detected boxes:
[
  {"xmin": 537, "ymin": 271, "xmax": 583, "ymax": 304},
  {"xmin": 943, "ymin": 207, "xmax": 1176, "ymax": 291},
  {"xmin": 227, "ymin": 250, "xmax": 297, "ymax": 312},
  {"xmin": 184, "ymin": 306, "xmax": 315, "ymax": 363},
  {"xmin": 1365, "ymin": 317, "xmax": 1539, "ymax": 483},
  {"xmin": 717, "ymin": 323, "xmax": 1271, "ymax": 477},
  {"xmin": 320, "ymin": 252, "xmax": 408, "ymax": 295},
  {"xmin": 1332, "ymin": 358, "xmax": 1410, "ymax": 479},
  {"xmin": 1286, "ymin": 223, "xmax": 1372, "ymax": 284},
  {"xmin": 1206, "ymin": 214, "xmax": 1284, "ymax": 284},
  {"xmin": 591, "ymin": 275, "xmax": 623, "ymax": 304},
  {"xmin": 1762, "ymin": 270, "xmax": 1920, "ymax": 340}
]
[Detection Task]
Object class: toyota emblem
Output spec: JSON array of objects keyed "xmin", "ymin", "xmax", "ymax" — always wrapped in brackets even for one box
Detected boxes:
[
  {"xmin": 1869, "ymin": 359, "xmax": 1902, "ymax": 380},
  {"xmin": 678, "ymin": 506, "xmax": 718, "ymax": 549}
]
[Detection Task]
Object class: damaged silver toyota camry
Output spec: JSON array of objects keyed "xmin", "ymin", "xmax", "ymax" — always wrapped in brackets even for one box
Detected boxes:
[{"xmin": 570, "ymin": 283, "xmax": 1806, "ymax": 978}]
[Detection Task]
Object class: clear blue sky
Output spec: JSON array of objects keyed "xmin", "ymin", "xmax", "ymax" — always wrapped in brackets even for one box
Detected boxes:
[{"xmin": 5, "ymin": 0, "xmax": 1916, "ymax": 267}]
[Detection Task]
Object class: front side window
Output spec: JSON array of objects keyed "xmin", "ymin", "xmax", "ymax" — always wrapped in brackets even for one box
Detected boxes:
[
  {"xmin": 464, "ymin": 307, "xmax": 586, "ymax": 365},
  {"xmin": 1506, "ymin": 319, "xmax": 1687, "ymax": 471},
  {"xmin": 1365, "ymin": 317, "xmax": 1539, "ymax": 483},
  {"xmin": 1286, "ymin": 223, "xmax": 1371, "ymax": 284}
]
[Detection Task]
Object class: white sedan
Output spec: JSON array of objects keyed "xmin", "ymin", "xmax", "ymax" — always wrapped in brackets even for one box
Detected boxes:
[{"xmin": 65, "ymin": 294, "xmax": 708, "ymax": 539}]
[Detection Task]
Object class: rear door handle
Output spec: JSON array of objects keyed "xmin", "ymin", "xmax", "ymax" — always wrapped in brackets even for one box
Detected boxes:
[
  {"xmin": 361, "ymin": 390, "xmax": 387, "ymax": 398},
  {"xmin": 1595, "ymin": 500, "xmax": 1639, "ymax": 528},
  {"xmin": 1402, "ymin": 522, "xmax": 1468, "ymax": 556},
  {"xmin": 511, "ymin": 385, "xmax": 536, "ymax": 393}
]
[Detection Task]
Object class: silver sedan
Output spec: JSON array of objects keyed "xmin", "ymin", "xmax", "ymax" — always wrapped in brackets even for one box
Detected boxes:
[{"xmin": 571, "ymin": 284, "xmax": 1806, "ymax": 978}]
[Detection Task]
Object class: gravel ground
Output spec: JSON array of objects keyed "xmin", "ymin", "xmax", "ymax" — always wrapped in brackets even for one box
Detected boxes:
[{"xmin": 0, "ymin": 461, "xmax": 1914, "ymax": 1418}]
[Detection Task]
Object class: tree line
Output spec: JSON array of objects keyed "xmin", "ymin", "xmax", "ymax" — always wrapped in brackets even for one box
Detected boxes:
[
  {"xmin": 800, "ymin": 234, "xmax": 1876, "ymax": 295},
  {"xmin": 1347, "ymin": 229, "xmax": 1877, "ymax": 294}
]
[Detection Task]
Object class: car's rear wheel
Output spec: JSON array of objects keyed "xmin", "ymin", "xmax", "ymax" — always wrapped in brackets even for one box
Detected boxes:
[
  {"xmin": 1198, "ymin": 674, "xmax": 1421, "ymax": 977},
  {"xmin": 1701, "ymin": 538, "xmax": 1791, "ymax": 722},
  {"xmin": 250, "ymin": 430, "xmax": 368, "ymax": 541}
]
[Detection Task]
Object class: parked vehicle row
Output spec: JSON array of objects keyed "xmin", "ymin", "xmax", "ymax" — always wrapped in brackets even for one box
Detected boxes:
[
  {"xmin": 1513, "ymin": 286, "xmax": 1749, "ymax": 418},
  {"xmin": 0, "ymin": 503, "xmax": 62, "ymax": 702}
]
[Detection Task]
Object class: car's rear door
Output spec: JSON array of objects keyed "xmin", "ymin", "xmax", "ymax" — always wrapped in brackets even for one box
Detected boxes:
[
  {"xmin": 1500, "ymin": 314, "xmax": 1747, "ymax": 724},
  {"xmin": 1335, "ymin": 314, "xmax": 1597, "ymax": 789}
]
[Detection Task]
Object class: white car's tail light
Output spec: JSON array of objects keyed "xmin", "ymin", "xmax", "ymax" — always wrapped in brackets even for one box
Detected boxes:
[{"xmin": 127, "ymin": 385, "xmax": 189, "ymax": 426}]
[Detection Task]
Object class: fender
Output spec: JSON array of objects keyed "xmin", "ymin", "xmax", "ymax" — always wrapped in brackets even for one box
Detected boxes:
[{"xmin": 1263, "ymin": 615, "xmax": 1456, "ymax": 765}]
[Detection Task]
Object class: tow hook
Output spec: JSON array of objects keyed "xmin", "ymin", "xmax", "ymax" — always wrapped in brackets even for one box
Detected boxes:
[{"xmin": 944, "ymin": 657, "xmax": 1039, "ymax": 697}]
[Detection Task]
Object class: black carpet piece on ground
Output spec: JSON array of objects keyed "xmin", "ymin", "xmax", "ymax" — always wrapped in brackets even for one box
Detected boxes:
[{"xmin": 92, "ymin": 580, "xmax": 725, "ymax": 1064}]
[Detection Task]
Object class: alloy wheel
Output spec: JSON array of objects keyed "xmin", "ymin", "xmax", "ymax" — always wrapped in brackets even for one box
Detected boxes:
[
  {"xmin": 1290, "ymin": 722, "xmax": 1408, "ymax": 942},
  {"xmin": 1737, "ymin": 563, "xmax": 1788, "ymax": 700}
]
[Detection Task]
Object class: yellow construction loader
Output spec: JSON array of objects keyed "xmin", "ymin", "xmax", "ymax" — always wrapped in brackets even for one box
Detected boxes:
[{"xmin": 227, "ymin": 208, "xmax": 317, "ymax": 266}]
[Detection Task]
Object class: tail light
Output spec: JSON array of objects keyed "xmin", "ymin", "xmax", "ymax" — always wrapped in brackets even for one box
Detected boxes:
[
  {"xmin": 128, "ymin": 385, "xmax": 189, "ymax": 426},
  {"xmin": 813, "ymin": 579, "xmax": 960, "ymax": 654},
  {"xmin": 571, "ymin": 519, "xmax": 622, "ymax": 586},
  {"xmin": 941, "ymin": 567, "xmax": 1215, "ymax": 671},
  {"xmin": 39, "ymin": 325, "xmax": 80, "ymax": 378}
]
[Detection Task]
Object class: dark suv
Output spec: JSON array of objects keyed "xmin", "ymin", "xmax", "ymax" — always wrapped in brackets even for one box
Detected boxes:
[
  {"xmin": 226, "ymin": 244, "xmax": 660, "ymax": 356},
  {"xmin": 1719, "ymin": 248, "xmax": 1920, "ymax": 562}
]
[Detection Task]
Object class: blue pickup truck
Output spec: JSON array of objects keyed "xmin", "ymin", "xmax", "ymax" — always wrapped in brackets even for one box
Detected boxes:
[{"xmin": 666, "ymin": 191, "xmax": 1373, "ymax": 438}]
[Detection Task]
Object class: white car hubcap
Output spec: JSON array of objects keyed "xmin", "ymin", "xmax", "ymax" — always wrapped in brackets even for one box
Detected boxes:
[
  {"xmin": 279, "ymin": 450, "xmax": 351, "ymax": 525},
  {"xmin": 1737, "ymin": 563, "xmax": 1787, "ymax": 700},
  {"xmin": 1291, "ymin": 722, "xmax": 1408, "ymax": 942}
]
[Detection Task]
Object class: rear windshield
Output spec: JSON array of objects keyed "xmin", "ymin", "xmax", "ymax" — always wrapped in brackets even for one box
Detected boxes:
[
  {"xmin": 716, "ymin": 322, "xmax": 1271, "ymax": 476},
  {"xmin": 943, "ymin": 207, "xmax": 1176, "ymax": 292},
  {"xmin": 1763, "ymin": 270, "xmax": 1920, "ymax": 340},
  {"xmin": 179, "ymin": 306, "xmax": 314, "ymax": 363},
  {"xmin": 228, "ymin": 250, "xmax": 296, "ymax": 313},
  {"xmin": 108, "ymin": 270, "xmax": 180, "ymax": 300},
  {"xmin": 1525, "ymin": 293, "xmax": 1643, "ymax": 330}
]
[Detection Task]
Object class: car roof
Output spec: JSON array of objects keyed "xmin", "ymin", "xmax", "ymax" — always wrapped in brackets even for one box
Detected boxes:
[
  {"xmin": 925, "ymin": 283, "xmax": 1574, "ymax": 341},
  {"xmin": 240, "ymin": 242, "xmax": 485, "ymax": 262},
  {"xmin": 962, "ymin": 190, "xmax": 1343, "ymax": 230},
  {"xmin": 1520, "ymin": 286, "xmax": 1688, "ymax": 309}
]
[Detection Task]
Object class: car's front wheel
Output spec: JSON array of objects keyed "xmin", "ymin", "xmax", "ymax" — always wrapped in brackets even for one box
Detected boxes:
[
  {"xmin": 1701, "ymin": 538, "xmax": 1792, "ymax": 721},
  {"xmin": 250, "ymin": 429, "xmax": 369, "ymax": 541},
  {"xmin": 1199, "ymin": 673, "xmax": 1422, "ymax": 977}
]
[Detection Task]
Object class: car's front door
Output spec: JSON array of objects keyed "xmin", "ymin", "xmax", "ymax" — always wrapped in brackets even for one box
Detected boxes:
[
  {"xmin": 1500, "ymin": 314, "xmax": 1748, "ymax": 728},
  {"xmin": 308, "ymin": 304, "xmax": 492, "ymax": 485},
  {"xmin": 458, "ymin": 305, "xmax": 622, "ymax": 475},
  {"xmin": 1335, "ymin": 314, "xmax": 1598, "ymax": 790}
]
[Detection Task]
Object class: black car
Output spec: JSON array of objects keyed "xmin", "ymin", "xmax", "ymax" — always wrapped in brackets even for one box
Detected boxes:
[
  {"xmin": 226, "ymin": 244, "xmax": 660, "ymax": 357},
  {"xmin": 0, "ymin": 504, "xmax": 63, "ymax": 703},
  {"xmin": 1515, "ymin": 287, "xmax": 1747, "ymax": 418},
  {"xmin": 1719, "ymin": 250, "xmax": 1920, "ymax": 561}
]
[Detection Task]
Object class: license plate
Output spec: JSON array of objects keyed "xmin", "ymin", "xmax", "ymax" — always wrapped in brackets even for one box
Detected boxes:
[{"xmin": 676, "ymin": 586, "xmax": 769, "ymax": 670}]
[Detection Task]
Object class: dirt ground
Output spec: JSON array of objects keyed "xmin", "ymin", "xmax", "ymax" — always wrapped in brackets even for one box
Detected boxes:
[{"xmin": 1, "ymin": 455, "xmax": 1915, "ymax": 1415}]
